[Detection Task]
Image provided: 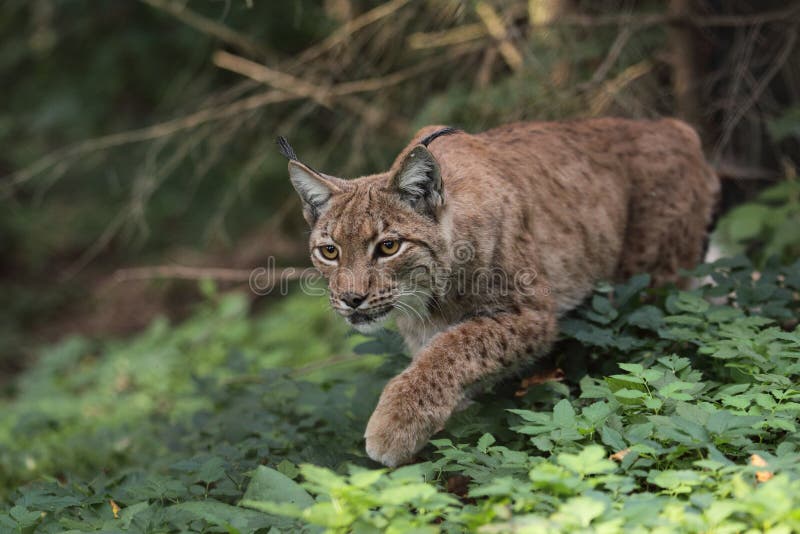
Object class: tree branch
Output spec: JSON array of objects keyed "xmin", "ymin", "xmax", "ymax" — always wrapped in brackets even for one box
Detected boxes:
[
  {"xmin": 140, "ymin": 0, "xmax": 272, "ymax": 59},
  {"xmin": 2, "ymin": 90, "xmax": 295, "ymax": 193},
  {"xmin": 476, "ymin": 1, "xmax": 523, "ymax": 71},
  {"xmin": 540, "ymin": 4, "xmax": 800, "ymax": 29},
  {"xmin": 295, "ymin": 0, "xmax": 412, "ymax": 64},
  {"xmin": 109, "ymin": 264, "xmax": 306, "ymax": 284},
  {"xmin": 213, "ymin": 50, "xmax": 333, "ymax": 108},
  {"xmin": 714, "ymin": 26, "xmax": 799, "ymax": 158}
]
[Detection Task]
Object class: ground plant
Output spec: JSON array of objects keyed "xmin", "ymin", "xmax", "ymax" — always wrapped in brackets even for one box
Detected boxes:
[{"xmin": 1, "ymin": 252, "xmax": 799, "ymax": 533}]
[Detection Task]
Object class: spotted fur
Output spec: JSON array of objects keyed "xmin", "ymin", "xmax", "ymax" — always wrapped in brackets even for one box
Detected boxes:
[{"xmin": 285, "ymin": 118, "xmax": 719, "ymax": 466}]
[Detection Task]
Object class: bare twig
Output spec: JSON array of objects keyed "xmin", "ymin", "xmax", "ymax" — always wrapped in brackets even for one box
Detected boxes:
[
  {"xmin": 213, "ymin": 50, "xmax": 333, "ymax": 108},
  {"xmin": 7, "ymin": 35, "xmax": 475, "ymax": 196},
  {"xmin": 408, "ymin": 1, "xmax": 800, "ymax": 42},
  {"xmin": 62, "ymin": 127, "xmax": 213, "ymax": 280},
  {"xmin": 408, "ymin": 23, "xmax": 487, "ymax": 49},
  {"xmin": 589, "ymin": 60, "xmax": 654, "ymax": 116},
  {"xmin": 330, "ymin": 48, "xmax": 477, "ymax": 95},
  {"xmin": 714, "ymin": 26, "xmax": 798, "ymax": 158},
  {"xmin": 140, "ymin": 0, "xmax": 271, "ymax": 59},
  {"xmin": 690, "ymin": 5, "xmax": 800, "ymax": 27},
  {"xmin": 295, "ymin": 0, "xmax": 412, "ymax": 65},
  {"xmin": 584, "ymin": 25, "xmax": 635, "ymax": 88},
  {"xmin": 213, "ymin": 50, "xmax": 393, "ymax": 130},
  {"xmin": 2, "ymin": 90, "xmax": 295, "ymax": 193},
  {"xmin": 714, "ymin": 160, "xmax": 780, "ymax": 181},
  {"xmin": 109, "ymin": 264, "xmax": 306, "ymax": 284},
  {"xmin": 214, "ymin": 44, "xmax": 479, "ymax": 133},
  {"xmin": 538, "ymin": 4, "xmax": 800, "ymax": 29},
  {"xmin": 476, "ymin": 1, "xmax": 523, "ymax": 71},
  {"xmin": 66, "ymin": 213, "xmax": 128, "ymax": 281},
  {"xmin": 476, "ymin": 45, "xmax": 500, "ymax": 88}
]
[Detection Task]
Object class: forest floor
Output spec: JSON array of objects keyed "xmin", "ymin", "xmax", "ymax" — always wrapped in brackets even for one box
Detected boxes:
[{"xmin": 1, "ymin": 254, "xmax": 799, "ymax": 532}]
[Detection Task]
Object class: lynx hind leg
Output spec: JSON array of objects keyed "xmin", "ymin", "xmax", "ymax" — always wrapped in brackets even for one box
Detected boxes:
[{"xmin": 617, "ymin": 160, "xmax": 718, "ymax": 289}]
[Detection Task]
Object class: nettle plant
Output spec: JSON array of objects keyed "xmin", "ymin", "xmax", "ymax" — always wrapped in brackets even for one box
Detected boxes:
[
  {"xmin": 237, "ymin": 256, "xmax": 800, "ymax": 533},
  {"xmin": 1, "ymin": 255, "xmax": 799, "ymax": 533}
]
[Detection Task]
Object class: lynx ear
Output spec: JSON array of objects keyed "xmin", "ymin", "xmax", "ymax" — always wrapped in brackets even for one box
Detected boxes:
[
  {"xmin": 277, "ymin": 136, "xmax": 343, "ymax": 225},
  {"xmin": 288, "ymin": 160, "xmax": 341, "ymax": 224},
  {"xmin": 391, "ymin": 145, "xmax": 444, "ymax": 216}
]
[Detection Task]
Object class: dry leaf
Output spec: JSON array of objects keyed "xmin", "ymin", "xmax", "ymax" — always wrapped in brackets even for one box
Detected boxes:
[
  {"xmin": 609, "ymin": 448, "xmax": 631, "ymax": 462},
  {"xmin": 749, "ymin": 454, "xmax": 774, "ymax": 482},
  {"xmin": 109, "ymin": 499, "xmax": 121, "ymax": 519},
  {"xmin": 446, "ymin": 475, "xmax": 472, "ymax": 497},
  {"xmin": 515, "ymin": 368, "xmax": 565, "ymax": 396}
]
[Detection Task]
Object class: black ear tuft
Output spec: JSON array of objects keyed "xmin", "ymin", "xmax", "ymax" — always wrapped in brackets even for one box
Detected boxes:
[
  {"xmin": 419, "ymin": 127, "xmax": 459, "ymax": 147},
  {"xmin": 276, "ymin": 136, "xmax": 298, "ymax": 161}
]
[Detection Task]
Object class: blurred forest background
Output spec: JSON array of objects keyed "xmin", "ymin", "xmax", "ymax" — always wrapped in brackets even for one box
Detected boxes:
[{"xmin": 2, "ymin": 0, "xmax": 800, "ymax": 382}]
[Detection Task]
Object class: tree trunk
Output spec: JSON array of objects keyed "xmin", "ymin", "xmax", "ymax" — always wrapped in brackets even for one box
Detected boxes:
[{"xmin": 668, "ymin": 0, "xmax": 704, "ymax": 136}]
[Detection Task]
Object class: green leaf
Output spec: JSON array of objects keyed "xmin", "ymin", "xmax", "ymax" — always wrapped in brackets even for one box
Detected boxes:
[
  {"xmin": 644, "ymin": 397, "xmax": 663, "ymax": 411},
  {"xmin": 581, "ymin": 401, "xmax": 613, "ymax": 425},
  {"xmin": 650, "ymin": 470, "xmax": 705, "ymax": 493},
  {"xmin": 243, "ymin": 466, "xmax": 315, "ymax": 509},
  {"xmin": 605, "ymin": 376, "xmax": 647, "ymax": 393},
  {"xmin": 641, "ymin": 369, "xmax": 664, "ymax": 383},
  {"xmin": 614, "ymin": 388, "xmax": 647, "ymax": 400},
  {"xmin": 197, "ymin": 456, "xmax": 226, "ymax": 483},
  {"xmin": 477, "ymin": 433, "xmax": 496, "ymax": 452},
  {"xmin": 532, "ymin": 436, "xmax": 554, "ymax": 451},
  {"xmin": 117, "ymin": 502, "xmax": 150, "ymax": 530},
  {"xmin": 627, "ymin": 305, "xmax": 664, "ymax": 330},
  {"xmin": 600, "ymin": 426, "xmax": 627, "ymax": 451},
  {"xmin": 276, "ymin": 459, "xmax": 300, "ymax": 479},
  {"xmin": 555, "ymin": 496, "xmax": 608, "ymax": 527},
  {"xmin": 657, "ymin": 381, "xmax": 697, "ymax": 401},
  {"xmin": 553, "ymin": 399, "xmax": 577, "ymax": 428},
  {"xmin": 557, "ymin": 445, "xmax": 616, "ymax": 475},
  {"xmin": 618, "ymin": 363, "xmax": 644, "ymax": 375},
  {"xmin": 767, "ymin": 105, "xmax": 800, "ymax": 140},
  {"xmin": 377, "ymin": 483, "xmax": 437, "ymax": 505},
  {"xmin": 349, "ymin": 468, "xmax": 385, "ymax": 488},
  {"xmin": 727, "ymin": 204, "xmax": 772, "ymax": 241},
  {"xmin": 299, "ymin": 465, "xmax": 346, "ymax": 492},
  {"xmin": 669, "ymin": 292, "xmax": 710, "ymax": 314},
  {"xmin": 614, "ymin": 273, "xmax": 651, "ymax": 307},
  {"xmin": 303, "ymin": 502, "xmax": 354, "ymax": 528},
  {"xmin": 169, "ymin": 500, "xmax": 277, "ymax": 532},
  {"xmin": 9, "ymin": 506, "xmax": 42, "ymax": 528}
]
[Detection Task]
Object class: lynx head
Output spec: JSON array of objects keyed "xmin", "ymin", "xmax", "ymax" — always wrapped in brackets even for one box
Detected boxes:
[{"xmin": 279, "ymin": 132, "xmax": 455, "ymax": 333}]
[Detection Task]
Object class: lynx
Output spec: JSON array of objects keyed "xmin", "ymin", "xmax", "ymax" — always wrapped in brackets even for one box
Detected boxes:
[{"xmin": 280, "ymin": 118, "xmax": 719, "ymax": 467}]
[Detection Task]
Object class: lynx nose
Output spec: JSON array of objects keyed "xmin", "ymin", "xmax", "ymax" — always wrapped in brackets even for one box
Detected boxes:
[{"xmin": 340, "ymin": 292, "xmax": 367, "ymax": 309}]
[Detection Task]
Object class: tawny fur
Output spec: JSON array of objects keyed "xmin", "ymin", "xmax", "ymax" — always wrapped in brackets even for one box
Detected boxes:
[{"xmin": 285, "ymin": 118, "xmax": 719, "ymax": 467}]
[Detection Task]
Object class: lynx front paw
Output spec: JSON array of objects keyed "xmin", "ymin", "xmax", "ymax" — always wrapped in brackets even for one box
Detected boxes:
[{"xmin": 364, "ymin": 375, "xmax": 448, "ymax": 467}]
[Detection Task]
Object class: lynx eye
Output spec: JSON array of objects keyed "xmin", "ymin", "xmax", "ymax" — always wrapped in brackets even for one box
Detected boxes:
[
  {"xmin": 378, "ymin": 239, "xmax": 400, "ymax": 257},
  {"xmin": 319, "ymin": 245, "xmax": 339, "ymax": 261}
]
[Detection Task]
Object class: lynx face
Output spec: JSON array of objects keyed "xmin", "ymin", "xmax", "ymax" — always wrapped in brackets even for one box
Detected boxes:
[{"xmin": 285, "ymin": 144, "xmax": 450, "ymax": 333}]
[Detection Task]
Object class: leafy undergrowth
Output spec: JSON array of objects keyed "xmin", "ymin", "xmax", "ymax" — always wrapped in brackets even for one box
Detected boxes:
[{"xmin": 1, "ymin": 256, "xmax": 799, "ymax": 533}]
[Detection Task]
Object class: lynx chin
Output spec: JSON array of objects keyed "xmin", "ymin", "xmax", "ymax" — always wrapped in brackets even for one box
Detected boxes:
[{"xmin": 280, "ymin": 119, "xmax": 719, "ymax": 467}]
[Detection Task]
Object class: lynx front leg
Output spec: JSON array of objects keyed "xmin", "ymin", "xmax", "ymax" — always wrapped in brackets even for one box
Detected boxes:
[{"xmin": 364, "ymin": 306, "xmax": 557, "ymax": 466}]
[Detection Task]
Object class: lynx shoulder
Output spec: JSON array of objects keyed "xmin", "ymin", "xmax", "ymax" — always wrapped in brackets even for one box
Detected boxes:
[{"xmin": 282, "ymin": 118, "xmax": 719, "ymax": 466}]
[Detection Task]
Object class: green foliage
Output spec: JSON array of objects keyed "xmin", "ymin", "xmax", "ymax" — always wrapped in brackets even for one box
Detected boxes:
[
  {"xmin": 1, "ymin": 257, "xmax": 799, "ymax": 532},
  {"xmin": 768, "ymin": 106, "xmax": 800, "ymax": 142},
  {"xmin": 716, "ymin": 176, "xmax": 800, "ymax": 266}
]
